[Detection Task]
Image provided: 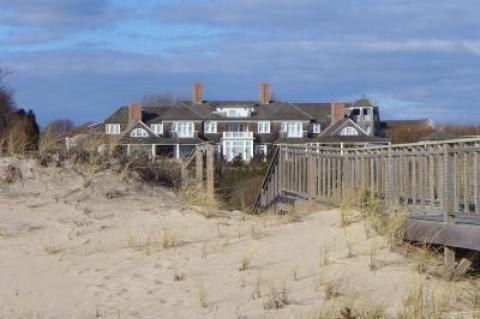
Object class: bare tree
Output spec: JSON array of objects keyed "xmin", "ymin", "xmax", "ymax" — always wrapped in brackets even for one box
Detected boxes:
[
  {"xmin": 43, "ymin": 119, "xmax": 75, "ymax": 137},
  {"xmin": 142, "ymin": 93, "xmax": 175, "ymax": 107}
]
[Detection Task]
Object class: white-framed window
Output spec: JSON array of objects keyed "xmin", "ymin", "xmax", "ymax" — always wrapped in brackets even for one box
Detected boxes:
[
  {"xmin": 281, "ymin": 121, "xmax": 302, "ymax": 137},
  {"xmin": 130, "ymin": 128, "xmax": 149, "ymax": 138},
  {"xmin": 204, "ymin": 121, "xmax": 217, "ymax": 134},
  {"xmin": 257, "ymin": 121, "xmax": 270, "ymax": 134},
  {"xmin": 255, "ymin": 144, "xmax": 268, "ymax": 156},
  {"xmin": 150, "ymin": 123, "xmax": 163, "ymax": 135},
  {"xmin": 105, "ymin": 124, "xmax": 121, "ymax": 135},
  {"xmin": 311, "ymin": 123, "xmax": 321, "ymax": 134},
  {"xmin": 340, "ymin": 126, "xmax": 358, "ymax": 136},
  {"xmin": 172, "ymin": 121, "xmax": 194, "ymax": 138}
]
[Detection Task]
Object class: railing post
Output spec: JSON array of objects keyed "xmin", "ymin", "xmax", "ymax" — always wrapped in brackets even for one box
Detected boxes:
[
  {"xmin": 206, "ymin": 144, "xmax": 215, "ymax": 201},
  {"xmin": 385, "ymin": 144, "xmax": 396, "ymax": 207},
  {"xmin": 307, "ymin": 146, "xmax": 316, "ymax": 203},
  {"xmin": 443, "ymin": 143, "xmax": 456, "ymax": 279},
  {"xmin": 195, "ymin": 146, "xmax": 204, "ymax": 189}
]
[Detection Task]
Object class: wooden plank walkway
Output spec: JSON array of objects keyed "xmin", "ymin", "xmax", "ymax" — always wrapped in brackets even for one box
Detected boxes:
[{"xmin": 252, "ymin": 138, "xmax": 480, "ymax": 268}]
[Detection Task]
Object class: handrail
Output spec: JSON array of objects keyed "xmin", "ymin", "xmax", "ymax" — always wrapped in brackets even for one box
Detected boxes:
[{"xmin": 250, "ymin": 145, "xmax": 280, "ymax": 214}]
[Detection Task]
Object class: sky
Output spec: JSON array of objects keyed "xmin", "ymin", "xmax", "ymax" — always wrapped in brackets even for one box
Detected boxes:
[{"xmin": 1, "ymin": 0, "xmax": 480, "ymax": 125}]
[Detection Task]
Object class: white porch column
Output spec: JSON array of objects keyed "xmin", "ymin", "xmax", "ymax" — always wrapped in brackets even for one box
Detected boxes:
[
  {"xmin": 126, "ymin": 144, "xmax": 131, "ymax": 156},
  {"xmin": 175, "ymin": 144, "xmax": 180, "ymax": 159},
  {"xmin": 151, "ymin": 144, "xmax": 156, "ymax": 162}
]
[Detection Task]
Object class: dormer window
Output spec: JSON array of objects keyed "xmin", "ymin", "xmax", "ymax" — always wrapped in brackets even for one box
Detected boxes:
[
  {"xmin": 106, "ymin": 124, "xmax": 120, "ymax": 135},
  {"xmin": 311, "ymin": 123, "xmax": 321, "ymax": 134},
  {"xmin": 340, "ymin": 126, "xmax": 358, "ymax": 136},
  {"xmin": 215, "ymin": 107, "xmax": 252, "ymax": 118},
  {"xmin": 130, "ymin": 128, "xmax": 149, "ymax": 137}
]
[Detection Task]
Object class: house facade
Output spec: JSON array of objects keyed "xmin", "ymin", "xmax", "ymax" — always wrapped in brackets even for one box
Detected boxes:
[{"xmin": 99, "ymin": 83, "xmax": 388, "ymax": 161}]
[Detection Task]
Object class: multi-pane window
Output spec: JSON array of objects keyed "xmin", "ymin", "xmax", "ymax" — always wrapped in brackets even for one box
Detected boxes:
[
  {"xmin": 172, "ymin": 121, "xmax": 194, "ymax": 138},
  {"xmin": 105, "ymin": 124, "xmax": 121, "ymax": 135},
  {"xmin": 130, "ymin": 128, "xmax": 149, "ymax": 138},
  {"xmin": 150, "ymin": 124, "xmax": 163, "ymax": 135},
  {"xmin": 204, "ymin": 121, "xmax": 217, "ymax": 134},
  {"xmin": 255, "ymin": 144, "xmax": 268, "ymax": 156},
  {"xmin": 311, "ymin": 123, "xmax": 321, "ymax": 134},
  {"xmin": 340, "ymin": 126, "xmax": 358, "ymax": 136},
  {"xmin": 257, "ymin": 121, "xmax": 270, "ymax": 134},
  {"xmin": 281, "ymin": 122, "xmax": 302, "ymax": 137}
]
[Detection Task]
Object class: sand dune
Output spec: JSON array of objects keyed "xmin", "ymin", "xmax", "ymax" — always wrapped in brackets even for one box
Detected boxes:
[{"xmin": 0, "ymin": 157, "xmax": 478, "ymax": 318}]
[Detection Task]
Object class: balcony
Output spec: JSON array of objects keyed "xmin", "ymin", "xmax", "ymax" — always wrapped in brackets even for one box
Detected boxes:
[{"xmin": 222, "ymin": 131, "xmax": 254, "ymax": 139}]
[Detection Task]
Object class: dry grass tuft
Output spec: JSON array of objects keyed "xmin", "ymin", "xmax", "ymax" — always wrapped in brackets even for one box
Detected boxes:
[
  {"xmin": 125, "ymin": 226, "xmax": 179, "ymax": 253},
  {"xmin": 41, "ymin": 235, "xmax": 63, "ymax": 255},
  {"xmin": 180, "ymin": 186, "xmax": 221, "ymax": 214},
  {"xmin": 263, "ymin": 282, "xmax": 289, "ymax": 310},
  {"xmin": 197, "ymin": 281, "xmax": 208, "ymax": 308},
  {"xmin": 319, "ymin": 242, "xmax": 331, "ymax": 267},
  {"xmin": 239, "ymin": 253, "xmax": 252, "ymax": 272}
]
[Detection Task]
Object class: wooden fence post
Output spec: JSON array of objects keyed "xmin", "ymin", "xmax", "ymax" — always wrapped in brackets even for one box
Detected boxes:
[
  {"xmin": 195, "ymin": 146, "xmax": 204, "ymax": 188},
  {"xmin": 307, "ymin": 147, "xmax": 316, "ymax": 203},
  {"xmin": 206, "ymin": 144, "xmax": 215, "ymax": 201},
  {"xmin": 443, "ymin": 143, "xmax": 456, "ymax": 279}
]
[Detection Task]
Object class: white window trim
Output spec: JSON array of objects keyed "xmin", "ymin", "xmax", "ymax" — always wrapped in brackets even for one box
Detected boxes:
[
  {"xmin": 105, "ymin": 123, "xmax": 121, "ymax": 135},
  {"xmin": 204, "ymin": 121, "xmax": 217, "ymax": 134},
  {"xmin": 340, "ymin": 126, "xmax": 359, "ymax": 136},
  {"xmin": 172, "ymin": 121, "xmax": 195, "ymax": 138},
  {"xmin": 150, "ymin": 123, "xmax": 163, "ymax": 135},
  {"xmin": 130, "ymin": 128, "xmax": 149, "ymax": 138},
  {"xmin": 257, "ymin": 121, "xmax": 270, "ymax": 134},
  {"xmin": 281, "ymin": 121, "xmax": 303, "ymax": 138},
  {"xmin": 312, "ymin": 123, "xmax": 321, "ymax": 134}
]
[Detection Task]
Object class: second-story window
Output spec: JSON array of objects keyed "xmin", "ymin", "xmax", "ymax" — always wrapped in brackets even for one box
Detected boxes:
[
  {"xmin": 172, "ymin": 121, "xmax": 194, "ymax": 138},
  {"xmin": 150, "ymin": 123, "xmax": 163, "ymax": 135},
  {"xmin": 105, "ymin": 124, "xmax": 121, "ymax": 135},
  {"xmin": 257, "ymin": 121, "xmax": 270, "ymax": 134},
  {"xmin": 204, "ymin": 121, "xmax": 217, "ymax": 134},
  {"xmin": 281, "ymin": 122, "xmax": 302, "ymax": 137},
  {"xmin": 311, "ymin": 123, "xmax": 321, "ymax": 134}
]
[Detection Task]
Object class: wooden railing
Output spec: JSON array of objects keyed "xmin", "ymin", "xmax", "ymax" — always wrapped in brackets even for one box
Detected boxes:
[
  {"xmin": 180, "ymin": 143, "xmax": 215, "ymax": 199},
  {"xmin": 252, "ymin": 138, "xmax": 480, "ymax": 218},
  {"xmin": 252, "ymin": 137, "xmax": 480, "ymax": 261}
]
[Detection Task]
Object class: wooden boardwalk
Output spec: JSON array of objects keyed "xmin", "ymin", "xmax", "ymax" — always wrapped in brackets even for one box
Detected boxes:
[{"xmin": 252, "ymin": 138, "xmax": 480, "ymax": 260}]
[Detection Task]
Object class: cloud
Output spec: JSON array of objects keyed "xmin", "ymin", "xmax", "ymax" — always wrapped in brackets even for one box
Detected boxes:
[
  {"xmin": 1, "ymin": 0, "xmax": 480, "ymax": 125},
  {"xmin": 0, "ymin": 0, "xmax": 132, "ymax": 44}
]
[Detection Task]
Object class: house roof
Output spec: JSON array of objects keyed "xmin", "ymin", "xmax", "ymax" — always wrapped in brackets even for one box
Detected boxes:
[
  {"xmin": 352, "ymin": 97, "xmax": 374, "ymax": 107},
  {"xmin": 295, "ymin": 103, "xmax": 331, "ymax": 127},
  {"xmin": 104, "ymin": 100, "xmax": 336, "ymax": 124},
  {"xmin": 320, "ymin": 118, "xmax": 368, "ymax": 137}
]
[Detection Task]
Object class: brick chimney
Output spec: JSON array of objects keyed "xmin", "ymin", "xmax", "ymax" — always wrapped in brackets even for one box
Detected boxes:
[
  {"xmin": 330, "ymin": 102, "xmax": 346, "ymax": 125},
  {"xmin": 192, "ymin": 82, "xmax": 203, "ymax": 104},
  {"xmin": 128, "ymin": 103, "xmax": 142, "ymax": 125},
  {"xmin": 259, "ymin": 83, "xmax": 270, "ymax": 104}
]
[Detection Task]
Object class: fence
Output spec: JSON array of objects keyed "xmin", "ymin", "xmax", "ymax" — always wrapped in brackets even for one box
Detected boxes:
[
  {"xmin": 252, "ymin": 138, "xmax": 480, "ymax": 259},
  {"xmin": 180, "ymin": 143, "xmax": 215, "ymax": 200}
]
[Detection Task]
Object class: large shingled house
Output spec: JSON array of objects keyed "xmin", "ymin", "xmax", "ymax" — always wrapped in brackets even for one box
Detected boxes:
[{"xmin": 94, "ymin": 83, "xmax": 389, "ymax": 161}]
